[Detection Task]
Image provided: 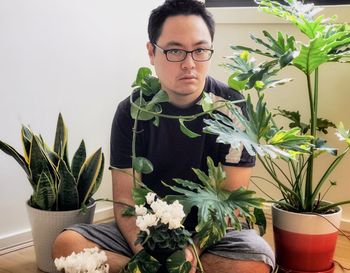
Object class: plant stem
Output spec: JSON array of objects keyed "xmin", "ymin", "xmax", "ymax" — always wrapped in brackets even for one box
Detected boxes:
[
  {"xmin": 305, "ymin": 70, "xmax": 317, "ymax": 210},
  {"xmin": 190, "ymin": 241, "xmax": 204, "ymax": 273}
]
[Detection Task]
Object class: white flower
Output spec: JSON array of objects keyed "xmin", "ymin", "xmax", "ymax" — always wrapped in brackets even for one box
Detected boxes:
[
  {"xmin": 150, "ymin": 199, "xmax": 168, "ymax": 218},
  {"xmin": 136, "ymin": 213, "xmax": 158, "ymax": 234},
  {"xmin": 146, "ymin": 192, "xmax": 157, "ymax": 205},
  {"xmin": 168, "ymin": 217, "xmax": 182, "ymax": 230},
  {"xmin": 135, "ymin": 205, "xmax": 147, "ymax": 216},
  {"xmin": 54, "ymin": 247, "xmax": 109, "ymax": 273}
]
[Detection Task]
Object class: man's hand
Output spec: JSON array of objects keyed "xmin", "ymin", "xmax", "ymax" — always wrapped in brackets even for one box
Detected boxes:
[{"xmin": 184, "ymin": 246, "xmax": 198, "ymax": 273}]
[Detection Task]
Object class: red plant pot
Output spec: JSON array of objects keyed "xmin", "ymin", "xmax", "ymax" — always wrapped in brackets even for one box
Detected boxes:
[{"xmin": 272, "ymin": 204, "xmax": 342, "ymax": 273}]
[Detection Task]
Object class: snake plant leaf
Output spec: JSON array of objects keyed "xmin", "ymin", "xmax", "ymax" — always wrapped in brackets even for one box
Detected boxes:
[
  {"xmin": 71, "ymin": 140, "xmax": 86, "ymax": 181},
  {"xmin": 132, "ymin": 156, "xmax": 153, "ymax": 174},
  {"xmin": 57, "ymin": 159, "xmax": 79, "ymax": 210},
  {"xmin": 166, "ymin": 250, "xmax": 191, "ymax": 273},
  {"xmin": 0, "ymin": 140, "xmax": 30, "ymax": 178},
  {"xmin": 132, "ymin": 67, "xmax": 152, "ymax": 88},
  {"xmin": 21, "ymin": 125, "xmax": 33, "ymax": 162},
  {"xmin": 164, "ymin": 158, "xmax": 264, "ymax": 248},
  {"xmin": 29, "ymin": 135, "xmax": 51, "ymax": 186},
  {"xmin": 179, "ymin": 119, "xmax": 200, "ymax": 139},
  {"xmin": 89, "ymin": 153, "xmax": 105, "ymax": 198},
  {"xmin": 121, "ymin": 249, "xmax": 160, "ymax": 273},
  {"xmin": 54, "ymin": 113, "xmax": 70, "ymax": 169},
  {"xmin": 77, "ymin": 148, "xmax": 103, "ymax": 206},
  {"xmin": 33, "ymin": 168, "xmax": 55, "ymax": 210}
]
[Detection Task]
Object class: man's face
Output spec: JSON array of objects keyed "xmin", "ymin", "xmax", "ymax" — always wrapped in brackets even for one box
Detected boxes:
[{"xmin": 147, "ymin": 15, "xmax": 212, "ymax": 107}]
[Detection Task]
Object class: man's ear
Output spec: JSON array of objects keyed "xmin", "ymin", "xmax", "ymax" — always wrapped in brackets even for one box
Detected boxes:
[{"xmin": 146, "ymin": 42, "xmax": 155, "ymax": 65}]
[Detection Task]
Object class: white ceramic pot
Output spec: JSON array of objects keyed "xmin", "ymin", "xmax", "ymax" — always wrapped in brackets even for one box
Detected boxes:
[
  {"xmin": 26, "ymin": 200, "xmax": 96, "ymax": 273},
  {"xmin": 272, "ymin": 204, "xmax": 342, "ymax": 273}
]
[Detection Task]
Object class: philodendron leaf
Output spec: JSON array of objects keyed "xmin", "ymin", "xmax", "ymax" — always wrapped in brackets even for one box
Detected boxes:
[
  {"xmin": 166, "ymin": 250, "xmax": 192, "ymax": 273},
  {"xmin": 57, "ymin": 159, "xmax": 79, "ymax": 211},
  {"xmin": 164, "ymin": 157, "xmax": 264, "ymax": 248},
  {"xmin": 130, "ymin": 97, "xmax": 158, "ymax": 121},
  {"xmin": 0, "ymin": 140, "xmax": 30, "ymax": 178},
  {"xmin": 33, "ymin": 169, "xmax": 56, "ymax": 210},
  {"xmin": 179, "ymin": 119, "xmax": 200, "ymax": 139},
  {"xmin": 133, "ymin": 156, "xmax": 153, "ymax": 174},
  {"xmin": 254, "ymin": 207, "xmax": 266, "ymax": 236},
  {"xmin": 77, "ymin": 148, "xmax": 103, "ymax": 206},
  {"xmin": 71, "ymin": 140, "xmax": 87, "ymax": 181},
  {"xmin": 121, "ymin": 249, "xmax": 160, "ymax": 273},
  {"xmin": 54, "ymin": 113, "xmax": 69, "ymax": 168}
]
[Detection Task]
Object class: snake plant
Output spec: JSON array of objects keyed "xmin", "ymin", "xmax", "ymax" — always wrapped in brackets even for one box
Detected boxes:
[{"xmin": 0, "ymin": 113, "xmax": 104, "ymax": 211}]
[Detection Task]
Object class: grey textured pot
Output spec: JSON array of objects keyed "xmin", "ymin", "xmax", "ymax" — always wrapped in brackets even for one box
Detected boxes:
[{"xmin": 26, "ymin": 200, "xmax": 96, "ymax": 273}]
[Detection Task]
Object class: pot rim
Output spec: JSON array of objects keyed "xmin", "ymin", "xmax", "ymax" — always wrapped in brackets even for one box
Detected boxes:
[{"xmin": 26, "ymin": 198, "xmax": 96, "ymax": 214}]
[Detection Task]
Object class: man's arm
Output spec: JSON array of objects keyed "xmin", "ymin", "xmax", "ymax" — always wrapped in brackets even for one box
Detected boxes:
[{"xmin": 112, "ymin": 168, "xmax": 143, "ymax": 254}]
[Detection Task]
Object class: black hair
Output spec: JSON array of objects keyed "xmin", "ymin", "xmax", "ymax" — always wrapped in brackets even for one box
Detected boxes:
[{"xmin": 148, "ymin": 0, "xmax": 215, "ymax": 44}]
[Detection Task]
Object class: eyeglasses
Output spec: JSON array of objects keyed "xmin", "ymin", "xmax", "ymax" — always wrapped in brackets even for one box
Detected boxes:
[{"xmin": 153, "ymin": 43, "xmax": 214, "ymax": 62}]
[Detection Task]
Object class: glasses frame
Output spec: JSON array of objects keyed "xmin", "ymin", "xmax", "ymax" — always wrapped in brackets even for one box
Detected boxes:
[{"xmin": 153, "ymin": 43, "xmax": 214, "ymax": 62}]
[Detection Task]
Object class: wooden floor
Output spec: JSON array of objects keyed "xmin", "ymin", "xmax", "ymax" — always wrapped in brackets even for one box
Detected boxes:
[{"xmin": 0, "ymin": 219, "xmax": 349, "ymax": 273}]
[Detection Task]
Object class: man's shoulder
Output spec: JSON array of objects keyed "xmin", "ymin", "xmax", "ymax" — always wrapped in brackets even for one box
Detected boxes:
[{"xmin": 204, "ymin": 76, "xmax": 244, "ymax": 102}]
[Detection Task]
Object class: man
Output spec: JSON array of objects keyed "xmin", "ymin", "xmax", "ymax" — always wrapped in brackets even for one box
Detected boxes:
[{"xmin": 53, "ymin": 1, "xmax": 275, "ymax": 272}]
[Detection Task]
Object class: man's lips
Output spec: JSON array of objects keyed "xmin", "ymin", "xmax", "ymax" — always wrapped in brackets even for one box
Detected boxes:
[{"xmin": 178, "ymin": 74, "xmax": 197, "ymax": 80}]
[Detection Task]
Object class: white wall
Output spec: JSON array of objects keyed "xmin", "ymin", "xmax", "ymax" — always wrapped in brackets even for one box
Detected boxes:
[
  {"xmin": 208, "ymin": 6, "xmax": 350, "ymax": 230},
  {"xmin": 0, "ymin": 0, "xmax": 163, "ymax": 250}
]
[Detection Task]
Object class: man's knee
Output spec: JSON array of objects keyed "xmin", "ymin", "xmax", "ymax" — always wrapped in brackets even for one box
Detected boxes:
[{"xmin": 52, "ymin": 230, "xmax": 95, "ymax": 259}]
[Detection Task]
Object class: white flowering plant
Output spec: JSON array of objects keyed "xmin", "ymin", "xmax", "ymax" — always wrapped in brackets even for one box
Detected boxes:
[{"xmin": 54, "ymin": 247, "xmax": 109, "ymax": 273}]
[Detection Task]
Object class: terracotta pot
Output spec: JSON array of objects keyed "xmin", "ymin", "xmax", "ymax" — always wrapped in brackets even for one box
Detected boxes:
[
  {"xmin": 26, "ymin": 200, "xmax": 96, "ymax": 273},
  {"xmin": 272, "ymin": 204, "xmax": 342, "ymax": 273}
]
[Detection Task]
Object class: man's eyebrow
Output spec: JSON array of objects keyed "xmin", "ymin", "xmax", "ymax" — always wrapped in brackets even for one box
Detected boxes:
[{"xmin": 164, "ymin": 40, "xmax": 211, "ymax": 48}]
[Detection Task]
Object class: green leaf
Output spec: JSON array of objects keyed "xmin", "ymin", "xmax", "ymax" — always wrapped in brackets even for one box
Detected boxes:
[
  {"xmin": 33, "ymin": 169, "xmax": 56, "ymax": 210},
  {"xmin": 89, "ymin": 153, "xmax": 105, "ymax": 198},
  {"xmin": 201, "ymin": 92, "xmax": 215, "ymax": 112},
  {"xmin": 77, "ymin": 148, "xmax": 103, "ymax": 206},
  {"xmin": 164, "ymin": 157, "xmax": 264, "ymax": 248},
  {"xmin": 133, "ymin": 156, "xmax": 153, "ymax": 174},
  {"xmin": 179, "ymin": 119, "xmax": 200, "ymax": 138},
  {"xmin": 71, "ymin": 140, "xmax": 87, "ymax": 181},
  {"xmin": 166, "ymin": 250, "xmax": 191, "ymax": 273},
  {"xmin": 57, "ymin": 159, "xmax": 79, "ymax": 210},
  {"xmin": 254, "ymin": 208, "xmax": 266, "ymax": 236},
  {"xmin": 29, "ymin": 136, "xmax": 51, "ymax": 185},
  {"xmin": 122, "ymin": 206, "xmax": 135, "ymax": 216},
  {"xmin": 21, "ymin": 124, "xmax": 33, "ymax": 162},
  {"xmin": 130, "ymin": 97, "xmax": 158, "ymax": 121},
  {"xmin": 54, "ymin": 113, "xmax": 69, "ymax": 168},
  {"xmin": 0, "ymin": 140, "xmax": 30, "ymax": 178},
  {"xmin": 121, "ymin": 250, "xmax": 160, "ymax": 273},
  {"xmin": 228, "ymin": 71, "xmax": 248, "ymax": 92},
  {"xmin": 132, "ymin": 188, "xmax": 151, "ymax": 205},
  {"xmin": 132, "ymin": 67, "xmax": 152, "ymax": 88}
]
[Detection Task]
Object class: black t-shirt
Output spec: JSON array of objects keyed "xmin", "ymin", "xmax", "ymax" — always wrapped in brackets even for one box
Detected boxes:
[{"xmin": 110, "ymin": 76, "xmax": 255, "ymax": 230}]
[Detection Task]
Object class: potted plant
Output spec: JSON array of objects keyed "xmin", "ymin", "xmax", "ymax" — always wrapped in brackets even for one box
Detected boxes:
[
  {"xmin": 0, "ymin": 113, "xmax": 105, "ymax": 273},
  {"xmin": 203, "ymin": 0, "xmax": 350, "ymax": 272}
]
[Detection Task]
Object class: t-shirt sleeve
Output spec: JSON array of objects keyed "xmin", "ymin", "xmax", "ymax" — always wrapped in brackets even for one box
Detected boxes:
[{"xmin": 110, "ymin": 98, "xmax": 133, "ymax": 169}]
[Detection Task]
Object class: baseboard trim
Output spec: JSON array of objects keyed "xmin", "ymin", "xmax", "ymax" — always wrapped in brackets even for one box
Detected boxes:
[{"xmin": 0, "ymin": 205, "xmax": 114, "ymax": 255}]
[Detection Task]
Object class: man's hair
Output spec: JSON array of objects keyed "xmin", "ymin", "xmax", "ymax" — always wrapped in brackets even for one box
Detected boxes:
[{"xmin": 148, "ymin": 0, "xmax": 215, "ymax": 44}]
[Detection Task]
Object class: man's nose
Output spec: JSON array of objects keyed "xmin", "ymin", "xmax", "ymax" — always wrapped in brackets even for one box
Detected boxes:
[{"xmin": 181, "ymin": 53, "xmax": 196, "ymax": 69}]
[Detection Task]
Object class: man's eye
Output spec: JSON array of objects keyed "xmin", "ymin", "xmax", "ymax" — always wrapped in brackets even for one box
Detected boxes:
[
  {"xmin": 194, "ymin": 49, "xmax": 206, "ymax": 55},
  {"xmin": 167, "ymin": 49, "xmax": 183, "ymax": 55}
]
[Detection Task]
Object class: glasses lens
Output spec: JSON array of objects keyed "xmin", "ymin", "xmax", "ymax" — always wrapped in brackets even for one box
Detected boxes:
[
  {"xmin": 166, "ymin": 49, "xmax": 187, "ymax": 62},
  {"xmin": 192, "ymin": 49, "xmax": 213, "ymax": 61}
]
